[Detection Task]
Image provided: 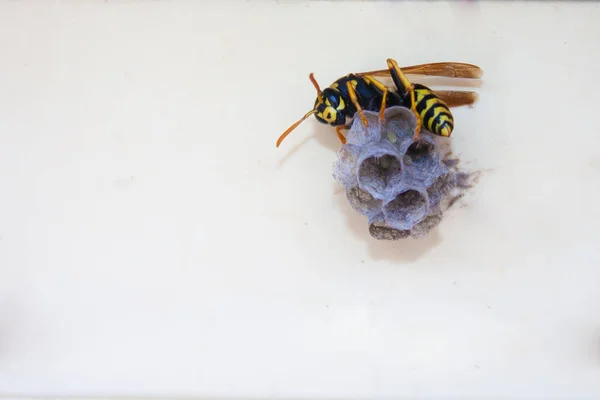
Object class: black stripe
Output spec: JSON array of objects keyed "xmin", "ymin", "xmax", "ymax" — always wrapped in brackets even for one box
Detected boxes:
[
  {"xmin": 432, "ymin": 111, "xmax": 453, "ymax": 132},
  {"xmin": 432, "ymin": 115, "xmax": 442, "ymax": 133},
  {"xmin": 415, "ymin": 94, "xmax": 437, "ymax": 114},
  {"xmin": 435, "ymin": 120, "xmax": 454, "ymax": 135},
  {"xmin": 423, "ymin": 105, "xmax": 437, "ymax": 129},
  {"xmin": 432, "ymin": 112, "xmax": 452, "ymax": 133},
  {"xmin": 436, "ymin": 111, "xmax": 453, "ymax": 121}
]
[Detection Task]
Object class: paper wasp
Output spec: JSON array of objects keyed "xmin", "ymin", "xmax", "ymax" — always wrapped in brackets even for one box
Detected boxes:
[{"xmin": 275, "ymin": 58, "xmax": 483, "ymax": 148}]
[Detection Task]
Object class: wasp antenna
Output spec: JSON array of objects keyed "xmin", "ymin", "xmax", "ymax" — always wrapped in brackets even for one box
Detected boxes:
[
  {"xmin": 309, "ymin": 73, "xmax": 322, "ymax": 95},
  {"xmin": 276, "ymin": 110, "xmax": 317, "ymax": 148}
]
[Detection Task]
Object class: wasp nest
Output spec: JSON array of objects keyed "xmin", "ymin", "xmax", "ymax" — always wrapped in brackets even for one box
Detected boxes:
[{"xmin": 333, "ymin": 106, "xmax": 470, "ymax": 240}]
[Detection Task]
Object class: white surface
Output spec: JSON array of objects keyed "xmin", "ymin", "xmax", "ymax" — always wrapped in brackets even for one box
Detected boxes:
[{"xmin": 1, "ymin": 1, "xmax": 600, "ymax": 399}]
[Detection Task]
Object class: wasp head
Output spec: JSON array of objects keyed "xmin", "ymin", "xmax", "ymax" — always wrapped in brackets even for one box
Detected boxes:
[
  {"xmin": 275, "ymin": 73, "xmax": 347, "ymax": 148},
  {"xmin": 313, "ymin": 88, "xmax": 346, "ymax": 127}
]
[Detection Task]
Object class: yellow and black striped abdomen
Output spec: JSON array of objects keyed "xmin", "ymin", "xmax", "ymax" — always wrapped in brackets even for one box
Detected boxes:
[{"xmin": 413, "ymin": 84, "xmax": 454, "ymax": 137}]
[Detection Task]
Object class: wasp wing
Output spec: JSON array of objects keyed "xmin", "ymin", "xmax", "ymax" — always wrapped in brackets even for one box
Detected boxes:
[
  {"xmin": 359, "ymin": 62, "xmax": 483, "ymax": 79},
  {"xmin": 434, "ymin": 90, "xmax": 479, "ymax": 107}
]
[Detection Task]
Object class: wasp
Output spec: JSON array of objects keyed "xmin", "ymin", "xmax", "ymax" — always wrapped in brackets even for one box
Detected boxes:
[{"xmin": 275, "ymin": 58, "xmax": 483, "ymax": 148}]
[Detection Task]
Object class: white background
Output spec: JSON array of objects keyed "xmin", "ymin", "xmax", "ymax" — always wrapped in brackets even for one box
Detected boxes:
[{"xmin": 1, "ymin": 1, "xmax": 600, "ymax": 399}]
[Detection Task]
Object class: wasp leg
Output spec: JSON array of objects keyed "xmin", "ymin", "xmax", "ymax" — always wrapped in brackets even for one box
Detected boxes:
[
  {"xmin": 387, "ymin": 58, "xmax": 422, "ymax": 140},
  {"xmin": 362, "ymin": 75, "xmax": 389, "ymax": 123},
  {"xmin": 335, "ymin": 125, "xmax": 349, "ymax": 144},
  {"xmin": 380, "ymin": 89, "xmax": 388, "ymax": 123},
  {"xmin": 345, "ymin": 81, "xmax": 369, "ymax": 127}
]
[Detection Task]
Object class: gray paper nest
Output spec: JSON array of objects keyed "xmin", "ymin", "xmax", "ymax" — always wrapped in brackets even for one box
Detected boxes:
[{"xmin": 333, "ymin": 106, "xmax": 465, "ymax": 240}]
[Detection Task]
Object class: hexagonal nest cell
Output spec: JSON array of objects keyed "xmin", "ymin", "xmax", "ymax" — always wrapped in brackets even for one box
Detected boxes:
[{"xmin": 332, "ymin": 106, "xmax": 476, "ymax": 240}]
